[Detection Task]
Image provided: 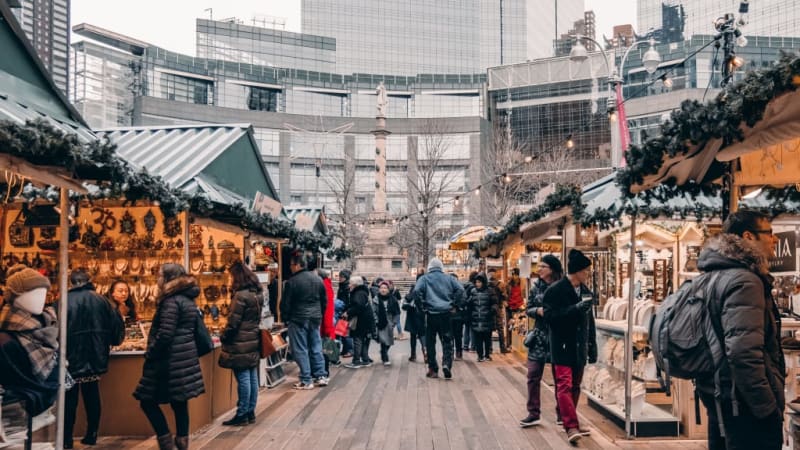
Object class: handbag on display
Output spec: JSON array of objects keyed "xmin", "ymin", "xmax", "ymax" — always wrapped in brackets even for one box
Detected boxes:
[
  {"xmin": 8, "ymin": 210, "xmax": 33, "ymax": 248},
  {"xmin": 194, "ymin": 310, "xmax": 214, "ymax": 357},
  {"xmin": 334, "ymin": 319, "xmax": 350, "ymax": 337},
  {"xmin": 260, "ymin": 329, "xmax": 277, "ymax": 359}
]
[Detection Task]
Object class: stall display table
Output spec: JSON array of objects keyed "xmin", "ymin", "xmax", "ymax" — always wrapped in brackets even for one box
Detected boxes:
[{"xmin": 72, "ymin": 345, "xmax": 236, "ymax": 437}]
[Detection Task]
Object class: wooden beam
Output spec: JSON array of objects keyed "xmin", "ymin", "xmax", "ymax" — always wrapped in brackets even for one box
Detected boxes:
[{"xmin": 0, "ymin": 153, "xmax": 88, "ymax": 193}]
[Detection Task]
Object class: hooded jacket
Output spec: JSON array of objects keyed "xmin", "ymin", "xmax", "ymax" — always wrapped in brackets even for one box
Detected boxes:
[
  {"xmin": 134, "ymin": 276, "xmax": 205, "ymax": 403},
  {"xmin": 66, "ymin": 283, "xmax": 125, "ymax": 379},
  {"xmin": 346, "ymin": 284, "xmax": 376, "ymax": 337},
  {"xmin": 468, "ymin": 275, "xmax": 497, "ymax": 332},
  {"xmin": 695, "ymin": 234, "xmax": 785, "ymax": 419},
  {"xmin": 412, "ymin": 267, "xmax": 466, "ymax": 314}
]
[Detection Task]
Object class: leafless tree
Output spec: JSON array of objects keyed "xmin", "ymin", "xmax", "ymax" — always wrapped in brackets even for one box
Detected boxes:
[
  {"xmin": 390, "ymin": 120, "xmax": 458, "ymax": 267},
  {"xmin": 322, "ymin": 161, "xmax": 366, "ymax": 268}
]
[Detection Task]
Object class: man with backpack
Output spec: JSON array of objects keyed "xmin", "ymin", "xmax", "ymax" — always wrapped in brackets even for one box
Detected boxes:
[{"xmin": 693, "ymin": 211, "xmax": 784, "ymax": 450}]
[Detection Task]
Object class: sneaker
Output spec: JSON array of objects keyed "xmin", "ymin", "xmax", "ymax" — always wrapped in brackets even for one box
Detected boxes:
[
  {"xmin": 578, "ymin": 427, "xmax": 591, "ymax": 436},
  {"xmin": 454, "ymin": 353, "xmax": 463, "ymax": 361},
  {"xmin": 567, "ymin": 428, "xmax": 582, "ymax": 443},
  {"xmin": 344, "ymin": 362, "xmax": 363, "ymax": 369},
  {"xmin": 501, "ymin": 349, "xmax": 512, "ymax": 354},
  {"xmin": 443, "ymin": 367, "xmax": 452, "ymax": 380},
  {"xmin": 477, "ymin": 357, "xmax": 486, "ymax": 362},
  {"xmin": 519, "ymin": 416, "xmax": 541, "ymax": 428},
  {"xmin": 293, "ymin": 381, "xmax": 315, "ymax": 390},
  {"xmin": 363, "ymin": 360, "xmax": 374, "ymax": 367},
  {"xmin": 485, "ymin": 355, "xmax": 493, "ymax": 361},
  {"xmin": 426, "ymin": 369, "xmax": 439, "ymax": 378},
  {"xmin": 556, "ymin": 419, "xmax": 563, "ymax": 426},
  {"xmin": 314, "ymin": 377, "xmax": 330, "ymax": 387},
  {"xmin": 409, "ymin": 355, "xmax": 417, "ymax": 362},
  {"xmin": 383, "ymin": 361, "xmax": 392, "ymax": 366}
]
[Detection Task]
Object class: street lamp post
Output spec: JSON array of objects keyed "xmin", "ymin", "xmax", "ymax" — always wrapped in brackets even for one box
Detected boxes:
[{"xmin": 570, "ymin": 36, "xmax": 662, "ymax": 168}]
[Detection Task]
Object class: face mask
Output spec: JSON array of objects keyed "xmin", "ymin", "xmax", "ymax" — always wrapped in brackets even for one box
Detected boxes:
[{"xmin": 14, "ymin": 288, "xmax": 48, "ymax": 315}]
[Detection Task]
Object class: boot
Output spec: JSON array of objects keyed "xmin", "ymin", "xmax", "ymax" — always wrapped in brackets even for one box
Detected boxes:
[
  {"xmin": 248, "ymin": 412, "xmax": 256, "ymax": 424},
  {"xmin": 175, "ymin": 435, "xmax": 189, "ymax": 450},
  {"xmin": 156, "ymin": 434, "xmax": 175, "ymax": 450},
  {"xmin": 222, "ymin": 414, "xmax": 249, "ymax": 426},
  {"xmin": 81, "ymin": 431, "xmax": 98, "ymax": 445}
]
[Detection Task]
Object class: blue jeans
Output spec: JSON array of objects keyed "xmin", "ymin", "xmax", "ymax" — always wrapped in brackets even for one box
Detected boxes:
[
  {"xmin": 341, "ymin": 336, "xmax": 353, "ymax": 355},
  {"xmin": 288, "ymin": 319, "xmax": 327, "ymax": 384},
  {"xmin": 234, "ymin": 367, "xmax": 258, "ymax": 416},
  {"xmin": 394, "ymin": 314, "xmax": 403, "ymax": 335}
]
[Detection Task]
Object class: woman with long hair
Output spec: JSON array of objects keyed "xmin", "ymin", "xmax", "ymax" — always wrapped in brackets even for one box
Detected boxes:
[
  {"xmin": 134, "ymin": 264, "xmax": 205, "ymax": 450},
  {"xmin": 520, "ymin": 255, "xmax": 564, "ymax": 428},
  {"xmin": 219, "ymin": 261, "xmax": 263, "ymax": 426},
  {"xmin": 108, "ymin": 279, "xmax": 137, "ymax": 324}
]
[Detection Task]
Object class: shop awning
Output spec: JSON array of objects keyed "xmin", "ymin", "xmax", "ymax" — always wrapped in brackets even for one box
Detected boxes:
[
  {"xmin": 285, "ymin": 205, "xmax": 328, "ymax": 235},
  {"xmin": 97, "ymin": 124, "xmax": 280, "ymax": 207},
  {"xmin": 448, "ymin": 226, "xmax": 500, "ymax": 250}
]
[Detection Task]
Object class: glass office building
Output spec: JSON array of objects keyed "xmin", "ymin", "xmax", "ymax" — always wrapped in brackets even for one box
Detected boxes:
[
  {"xmin": 10, "ymin": 0, "xmax": 70, "ymax": 94},
  {"xmin": 637, "ymin": 0, "xmax": 800, "ymax": 43}
]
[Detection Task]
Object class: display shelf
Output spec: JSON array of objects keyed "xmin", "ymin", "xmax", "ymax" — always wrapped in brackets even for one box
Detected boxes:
[
  {"xmin": 583, "ymin": 390, "xmax": 680, "ymax": 437},
  {"xmin": 595, "ymin": 318, "xmax": 649, "ymax": 336}
]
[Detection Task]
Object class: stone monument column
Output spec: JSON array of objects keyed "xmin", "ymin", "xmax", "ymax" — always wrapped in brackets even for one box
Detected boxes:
[{"xmin": 373, "ymin": 81, "xmax": 389, "ymax": 215}]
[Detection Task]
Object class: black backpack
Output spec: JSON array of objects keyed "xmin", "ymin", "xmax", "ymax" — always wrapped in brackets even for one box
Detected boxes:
[{"xmin": 649, "ymin": 271, "xmax": 733, "ymax": 436}]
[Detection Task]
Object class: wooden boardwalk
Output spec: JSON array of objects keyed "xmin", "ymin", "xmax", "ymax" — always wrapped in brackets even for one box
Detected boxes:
[{"xmin": 86, "ymin": 340, "xmax": 706, "ymax": 450}]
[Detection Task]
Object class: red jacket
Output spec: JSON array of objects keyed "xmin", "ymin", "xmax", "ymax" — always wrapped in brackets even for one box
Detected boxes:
[
  {"xmin": 321, "ymin": 278, "xmax": 336, "ymax": 339},
  {"xmin": 508, "ymin": 280, "xmax": 524, "ymax": 310}
]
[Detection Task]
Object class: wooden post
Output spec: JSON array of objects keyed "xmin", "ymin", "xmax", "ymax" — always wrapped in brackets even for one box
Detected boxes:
[
  {"xmin": 55, "ymin": 189, "xmax": 69, "ymax": 450},
  {"xmin": 183, "ymin": 211, "xmax": 190, "ymax": 272}
]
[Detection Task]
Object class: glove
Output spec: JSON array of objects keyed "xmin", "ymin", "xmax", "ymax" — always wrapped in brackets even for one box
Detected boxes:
[{"xmin": 576, "ymin": 299, "xmax": 593, "ymax": 312}]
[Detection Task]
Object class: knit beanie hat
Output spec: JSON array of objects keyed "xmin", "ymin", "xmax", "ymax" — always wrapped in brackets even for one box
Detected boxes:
[
  {"xmin": 6, "ymin": 264, "xmax": 51, "ymax": 302},
  {"xmin": 540, "ymin": 254, "xmax": 563, "ymax": 276},
  {"xmin": 427, "ymin": 258, "xmax": 444, "ymax": 272},
  {"xmin": 567, "ymin": 249, "xmax": 592, "ymax": 274}
]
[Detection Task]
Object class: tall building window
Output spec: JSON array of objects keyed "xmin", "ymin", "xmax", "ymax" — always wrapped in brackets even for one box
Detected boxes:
[{"xmin": 247, "ymin": 87, "xmax": 279, "ymax": 111}]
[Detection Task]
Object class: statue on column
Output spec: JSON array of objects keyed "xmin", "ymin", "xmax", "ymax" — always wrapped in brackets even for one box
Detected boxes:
[{"xmin": 376, "ymin": 81, "xmax": 388, "ymax": 118}]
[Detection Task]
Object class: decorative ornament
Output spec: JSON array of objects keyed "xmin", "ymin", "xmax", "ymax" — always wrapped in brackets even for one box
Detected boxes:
[
  {"xmin": 120, "ymin": 210, "xmax": 136, "ymax": 235},
  {"xmin": 143, "ymin": 210, "xmax": 157, "ymax": 233},
  {"xmin": 163, "ymin": 215, "xmax": 182, "ymax": 238}
]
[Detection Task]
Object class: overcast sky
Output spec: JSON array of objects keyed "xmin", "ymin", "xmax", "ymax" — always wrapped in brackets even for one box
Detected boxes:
[{"xmin": 71, "ymin": 0, "xmax": 637, "ymax": 56}]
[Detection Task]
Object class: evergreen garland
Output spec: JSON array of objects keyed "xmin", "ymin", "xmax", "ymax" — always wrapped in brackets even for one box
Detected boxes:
[
  {"xmin": 0, "ymin": 119, "xmax": 331, "ymax": 252},
  {"xmin": 617, "ymin": 53, "xmax": 800, "ymax": 197}
]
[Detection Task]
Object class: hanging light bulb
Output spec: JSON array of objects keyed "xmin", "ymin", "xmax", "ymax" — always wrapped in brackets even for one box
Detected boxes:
[
  {"xmin": 454, "ymin": 196, "xmax": 461, "ymax": 206},
  {"xmin": 731, "ymin": 55, "xmax": 745, "ymax": 68},
  {"xmin": 660, "ymin": 73, "xmax": 673, "ymax": 88},
  {"xmin": 566, "ymin": 136, "xmax": 575, "ymax": 148},
  {"xmin": 524, "ymin": 155, "xmax": 533, "ymax": 163},
  {"xmin": 474, "ymin": 186, "xmax": 481, "ymax": 196},
  {"xmin": 503, "ymin": 173, "xmax": 512, "ymax": 183},
  {"xmin": 435, "ymin": 204, "xmax": 442, "ymax": 213},
  {"xmin": 608, "ymin": 109, "xmax": 617, "ymax": 123}
]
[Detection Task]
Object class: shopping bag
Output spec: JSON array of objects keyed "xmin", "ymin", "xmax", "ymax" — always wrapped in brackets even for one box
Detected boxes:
[
  {"xmin": 322, "ymin": 337, "xmax": 341, "ymax": 364},
  {"xmin": 260, "ymin": 329, "xmax": 277, "ymax": 359},
  {"xmin": 334, "ymin": 319, "xmax": 349, "ymax": 337}
]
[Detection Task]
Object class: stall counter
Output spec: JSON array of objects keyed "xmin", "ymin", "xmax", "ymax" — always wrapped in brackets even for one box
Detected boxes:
[{"xmin": 72, "ymin": 345, "xmax": 237, "ymax": 437}]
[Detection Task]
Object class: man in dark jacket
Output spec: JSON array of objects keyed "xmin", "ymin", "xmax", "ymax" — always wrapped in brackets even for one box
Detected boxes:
[
  {"xmin": 461, "ymin": 271, "xmax": 478, "ymax": 352},
  {"xmin": 64, "ymin": 269, "xmax": 124, "ymax": 447},
  {"xmin": 695, "ymin": 210, "xmax": 784, "ymax": 450},
  {"xmin": 412, "ymin": 258, "xmax": 465, "ymax": 379},
  {"xmin": 543, "ymin": 250, "xmax": 596, "ymax": 444},
  {"xmin": 281, "ymin": 253, "xmax": 328, "ymax": 390}
]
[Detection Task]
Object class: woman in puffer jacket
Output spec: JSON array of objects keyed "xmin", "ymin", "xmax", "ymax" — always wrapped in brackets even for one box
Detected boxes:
[
  {"xmin": 134, "ymin": 264, "xmax": 205, "ymax": 450},
  {"xmin": 219, "ymin": 261, "xmax": 263, "ymax": 427},
  {"xmin": 468, "ymin": 273, "xmax": 497, "ymax": 362}
]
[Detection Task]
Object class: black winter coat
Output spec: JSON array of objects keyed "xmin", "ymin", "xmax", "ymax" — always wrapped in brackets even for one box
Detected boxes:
[
  {"xmin": 526, "ymin": 278, "xmax": 554, "ymax": 362},
  {"xmin": 402, "ymin": 284, "xmax": 425, "ymax": 335},
  {"xmin": 134, "ymin": 276, "xmax": 205, "ymax": 404},
  {"xmin": 337, "ymin": 281, "xmax": 350, "ymax": 307},
  {"xmin": 219, "ymin": 288, "xmax": 262, "ymax": 370},
  {"xmin": 346, "ymin": 285, "xmax": 376, "ymax": 337},
  {"xmin": 695, "ymin": 234, "xmax": 786, "ymax": 419},
  {"xmin": 0, "ymin": 331, "xmax": 59, "ymax": 416},
  {"xmin": 468, "ymin": 287, "xmax": 497, "ymax": 333},
  {"xmin": 66, "ymin": 283, "xmax": 125, "ymax": 379},
  {"xmin": 542, "ymin": 278, "xmax": 597, "ymax": 368},
  {"xmin": 281, "ymin": 269, "xmax": 326, "ymax": 325}
]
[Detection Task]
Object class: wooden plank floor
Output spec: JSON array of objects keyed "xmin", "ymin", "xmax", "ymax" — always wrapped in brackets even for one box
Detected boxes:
[{"xmin": 83, "ymin": 339, "xmax": 706, "ymax": 450}]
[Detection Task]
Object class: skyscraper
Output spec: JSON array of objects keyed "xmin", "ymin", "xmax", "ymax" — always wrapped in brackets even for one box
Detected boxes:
[
  {"xmin": 300, "ymin": 0, "xmax": 586, "ymax": 74},
  {"xmin": 637, "ymin": 0, "xmax": 800, "ymax": 42},
  {"xmin": 9, "ymin": 0, "xmax": 70, "ymax": 94}
]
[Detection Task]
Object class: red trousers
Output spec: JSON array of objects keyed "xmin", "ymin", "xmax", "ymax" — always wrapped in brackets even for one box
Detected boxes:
[{"xmin": 553, "ymin": 364, "xmax": 584, "ymax": 430}]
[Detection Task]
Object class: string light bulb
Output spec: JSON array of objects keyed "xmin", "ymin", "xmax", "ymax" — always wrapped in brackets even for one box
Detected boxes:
[
  {"xmin": 503, "ymin": 173, "xmax": 511, "ymax": 183},
  {"xmin": 524, "ymin": 155, "xmax": 533, "ymax": 163},
  {"xmin": 454, "ymin": 196, "xmax": 460, "ymax": 206},
  {"xmin": 474, "ymin": 186, "xmax": 481, "ymax": 196},
  {"xmin": 731, "ymin": 55, "xmax": 745, "ymax": 68},
  {"xmin": 608, "ymin": 109, "xmax": 617, "ymax": 123},
  {"xmin": 566, "ymin": 136, "xmax": 574, "ymax": 148}
]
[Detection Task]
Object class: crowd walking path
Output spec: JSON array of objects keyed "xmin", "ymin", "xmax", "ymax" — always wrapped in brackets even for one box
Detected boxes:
[{"xmin": 89, "ymin": 341, "xmax": 705, "ymax": 450}]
